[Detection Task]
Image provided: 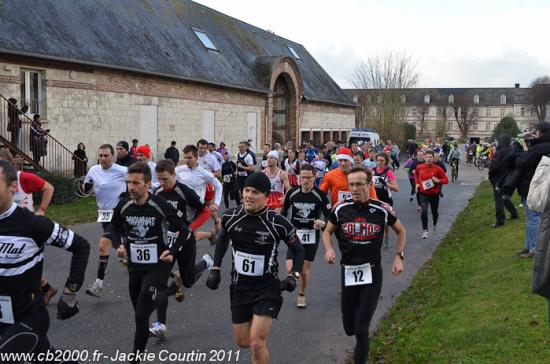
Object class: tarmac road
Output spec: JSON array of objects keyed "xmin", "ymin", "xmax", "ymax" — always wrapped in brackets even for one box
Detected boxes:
[{"xmin": 42, "ymin": 165, "xmax": 486, "ymax": 364}]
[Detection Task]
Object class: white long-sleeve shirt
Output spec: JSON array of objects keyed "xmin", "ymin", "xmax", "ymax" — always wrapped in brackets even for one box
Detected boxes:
[{"xmin": 175, "ymin": 164, "xmax": 222, "ymax": 206}]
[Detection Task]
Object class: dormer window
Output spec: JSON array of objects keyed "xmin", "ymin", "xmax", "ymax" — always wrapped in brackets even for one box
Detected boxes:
[
  {"xmin": 400, "ymin": 95, "xmax": 406, "ymax": 104},
  {"xmin": 424, "ymin": 95, "xmax": 430, "ymax": 104},
  {"xmin": 473, "ymin": 95, "xmax": 479, "ymax": 104},
  {"xmin": 192, "ymin": 28, "xmax": 218, "ymax": 51},
  {"xmin": 500, "ymin": 95, "xmax": 507, "ymax": 104},
  {"xmin": 448, "ymin": 95, "xmax": 454, "ymax": 104},
  {"xmin": 287, "ymin": 45, "xmax": 301, "ymax": 60}
]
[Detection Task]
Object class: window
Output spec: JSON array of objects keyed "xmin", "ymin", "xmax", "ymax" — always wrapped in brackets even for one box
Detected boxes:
[
  {"xmin": 500, "ymin": 94, "xmax": 507, "ymax": 104},
  {"xmin": 411, "ymin": 108, "xmax": 417, "ymax": 117},
  {"xmin": 424, "ymin": 95, "xmax": 430, "ymax": 104},
  {"xmin": 377, "ymin": 95, "xmax": 383, "ymax": 104},
  {"xmin": 473, "ymin": 108, "xmax": 479, "ymax": 117},
  {"xmin": 448, "ymin": 122, "xmax": 453, "ymax": 131},
  {"xmin": 486, "ymin": 122, "xmax": 491, "ymax": 132},
  {"xmin": 473, "ymin": 95, "xmax": 480, "ymax": 104},
  {"xmin": 20, "ymin": 70, "xmax": 44, "ymax": 115},
  {"xmin": 500, "ymin": 108, "xmax": 505, "ymax": 117},
  {"xmin": 192, "ymin": 29, "xmax": 217, "ymax": 51},
  {"xmin": 520, "ymin": 107, "xmax": 525, "ymax": 116},
  {"xmin": 473, "ymin": 122, "xmax": 478, "ymax": 131},
  {"xmin": 437, "ymin": 108, "xmax": 442, "ymax": 117},
  {"xmin": 448, "ymin": 95, "xmax": 454, "ymax": 104},
  {"xmin": 486, "ymin": 108, "xmax": 491, "ymax": 117},
  {"xmin": 287, "ymin": 45, "xmax": 301, "ymax": 60},
  {"xmin": 400, "ymin": 95, "xmax": 406, "ymax": 104}
]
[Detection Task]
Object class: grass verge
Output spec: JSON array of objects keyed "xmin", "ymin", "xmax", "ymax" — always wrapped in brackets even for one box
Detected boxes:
[
  {"xmin": 370, "ymin": 181, "xmax": 550, "ymax": 363},
  {"xmin": 45, "ymin": 196, "xmax": 97, "ymax": 226}
]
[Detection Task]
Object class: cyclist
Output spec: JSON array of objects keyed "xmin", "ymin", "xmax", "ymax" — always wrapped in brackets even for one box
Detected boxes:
[{"xmin": 447, "ymin": 143, "xmax": 462, "ymax": 179}]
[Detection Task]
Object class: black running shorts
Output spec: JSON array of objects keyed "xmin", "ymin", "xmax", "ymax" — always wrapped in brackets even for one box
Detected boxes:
[{"xmin": 230, "ymin": 280, "xmax": 282, "ymax": 324}]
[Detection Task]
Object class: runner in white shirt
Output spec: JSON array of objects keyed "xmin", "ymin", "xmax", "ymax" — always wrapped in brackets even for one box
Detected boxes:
[
  {"xmin": 136, "ymin": 145, "xmax": 159, "ymax": 189},
  {"xmin": 208, "ymin": 142, "xmax": 224, "ymax": 166},
  {"xmin": 84, "ymin": 144, "xmax": 128, "ymax": 298},
  {"xmin": 197, "ymin": 139, "xmax": 222, "ymax": 178},
  {"xmin": 176, "ymin": 144, "xmax": 223, "ymax": 226}
]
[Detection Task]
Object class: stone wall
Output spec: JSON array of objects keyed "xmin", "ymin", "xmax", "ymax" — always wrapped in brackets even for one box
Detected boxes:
[{"xmin": 299, "ymin": 102, "xmax": 355, "ymax": 144}]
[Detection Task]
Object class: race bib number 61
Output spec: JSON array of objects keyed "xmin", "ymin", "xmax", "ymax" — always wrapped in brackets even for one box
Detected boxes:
[{"xmin": 234, "ymin": 250, "xmax": 264, "ymax": 276}]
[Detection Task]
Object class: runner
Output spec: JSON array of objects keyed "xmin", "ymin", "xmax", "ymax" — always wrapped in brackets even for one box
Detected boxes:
[
  {"xmin": 0, "ymin": 149, "xmax": 58, "ymax": 304},
  {"xmin": 207, "ymin": 142, "xmax": 224, "ymax": 168},
  {"xmin": 282, "ymin": 164, "xmax": 330, "ymax": 308},
  {"xmin": 198, "ymin": 139, "xmax": 222, "ymax": 178},
  {"xmin": 176, "ymin": 144, "xmax": 222, "ymax": 226},
  {"xmin": 312, "ymin": 152, "xmax": 327, "ymax": 187},
  {"xmin": 221, "ymin": 153, "xmax": 238, "ymax": 208},
  {"xmin": 113, "ymin": 162, "xmax": 193, "ymax": 364},
  {"xmin": 84, "ymin": 144, "xmax": 128, "ymax": 298},
  {"xmin": 136, "ymin": 145, "xmax": 159, "ymax": 189},
  {"xmin": 361, "ymin": 149, "xmax": 377, "ymax": 170},
  {"xmin": 283, "ymin": 148, "xmax": 300, "ymax": 187},
  {"xmin": 263, "ymin": 151, "xmax": 290, "ymax": 213},
  {"xmin": 0, "ymin": 159, "xmax": 90, "ymax": 362},
  {"xmin": 260, "ymin": 144, "xmax": 271, "ymax": 170},
  {"xmin": 414, "ymin": 151, "xmax": 448, "ymax": 239},
  {"xmin": 206, "ymin": 172, "xmax": 305, "ymax": 364},
  {"xmin": 372, "ymin": 153, "xmax": 399, "ymax": 248},
  {"xmin": 410, "ymin": 149, "xmax": 425, "ymax": 211},
  {"xmin": 116, "ymin": 140, "xmax": 138, "ymax": 167},
  {"xmin": 149, "ymin": 159, "xmax": 214, "ymax": 338},
  {"xmin": 323, "ymin": 165, "xmax": 406, "ymax": 364},
  {"xmin": 320, "ymin": 147, "xmax": 377, "ymax": 207}
]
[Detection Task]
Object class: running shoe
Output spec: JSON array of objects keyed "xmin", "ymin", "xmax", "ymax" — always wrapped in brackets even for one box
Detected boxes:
[
  {"xmin": 202, "ymin": 253, "xmax": 214, "ymax": 270},
  {"xmin": 421, "ymin": 230, "xmax": 429, "ymax": 239},
  {"xmin": 149, "ymin": 322, "xmax": 167, "ymax": 339},
  {"xmin": 172, "ymin": 271, "xmax": 185, "ymax": 302},
  {"xmin": 296, "ymin": 294, "xmax": 307, "ymax": 308},
  {"xmin": 433, "ymin": 225, "xmax": 437, "ymax": 233},
  {"xmin": 85, "ymin": 282, "xmax": 103, "ymax": 298}
]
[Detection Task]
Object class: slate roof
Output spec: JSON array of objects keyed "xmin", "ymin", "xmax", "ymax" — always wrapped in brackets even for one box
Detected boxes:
[
  {"xmin": 345, "ymin": 87, "xmax": 531, "ymax": 106},
  {"xmin": 0, "ymin": 0, "xmax": 355, "ymax": 107}
]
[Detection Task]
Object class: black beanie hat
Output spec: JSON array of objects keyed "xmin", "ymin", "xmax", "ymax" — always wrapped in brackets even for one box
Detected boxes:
[
  {"xmin": 117, "ymin": 141, "xmax": 129, "ymax": 151},
  {"xmin": 243, "ymin": 172, "xmax": 271, "ymax": 196}
]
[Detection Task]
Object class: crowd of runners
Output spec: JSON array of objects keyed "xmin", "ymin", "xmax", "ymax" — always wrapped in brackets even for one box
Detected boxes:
[{"xmin": 0, "ymin": 135, "xmax": 472, "ymax": 364}]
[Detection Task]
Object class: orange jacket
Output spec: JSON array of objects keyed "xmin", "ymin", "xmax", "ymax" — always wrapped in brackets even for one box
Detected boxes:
[{"xmin": 319, "ymin": 168, "xmax": 377, "ymax": 206}]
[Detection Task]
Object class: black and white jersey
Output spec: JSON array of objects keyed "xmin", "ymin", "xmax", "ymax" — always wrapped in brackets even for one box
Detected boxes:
[
  {"xmin": 0, "ymin": 203, "xmax": 75, "ymax": 319},
  {"xmin": 329, "ymin": 198, "xmax": 397, "ymax": 266},
  {"xmin": 282, "ymin": 186, "xmax": 330, "ymax": 229},
  {"xmin": 112, "ymin": 194, "xmax": 190, "ymax": 271},
  {"xmin": 217, "ymin": 205, "xmax": 299, "ymax": 286},
  {"xmin": 153, "ymin": 181, "xmax": 205, "ymax": 225}
]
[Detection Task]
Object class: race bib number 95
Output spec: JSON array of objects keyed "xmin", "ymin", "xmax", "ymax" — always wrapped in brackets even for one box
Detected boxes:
[{"xmin": 97, "ymin": 210, "xmax": 114, "ymax": 223}]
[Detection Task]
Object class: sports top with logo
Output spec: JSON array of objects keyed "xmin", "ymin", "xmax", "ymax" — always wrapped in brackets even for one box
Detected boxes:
[
  {"xmin": 329, "ymin": 198, "xmax": 397, "ymax": 266},
  {"xmin": 0, "ymin": 203, "xmax": 80, "ymax": 319},
  {"xmin": 215, "ymin": 206, "xmax": 302, "ymax": 286},
  {"xmin": 153, "ymin": 181, "xmax": 205, "ymax": 227},
  {"xmin": 283, "ymin": 186, "xmax": 330, "ymax": 229},
  {"xmin": 112, "ymin": 194, "xmax": 191, "ymax": 271}
]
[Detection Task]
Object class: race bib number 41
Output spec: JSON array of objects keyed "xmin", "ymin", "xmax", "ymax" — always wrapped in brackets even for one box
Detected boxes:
[
  {"xmin": 234, "ymin": 250, "xmax": 264, "ymax": 276},
  {"xmin": 0, "ymin": 295, "xmax": 15, "ymax": 324},
  {"xmin": 344, "ymin": 263, "xmax": 373, "ymax": 286},
  {"xmin": 421, "ymin": 179, "xmax": 435, "ymax": 190},
  {"xmin": 97, "ymin": 210, "xmax": 114, "ymax": 223},
  {"xmin": 130, "ymin": 243, "xmax": 158, "ymax": 264},
  {"xmin": 297, "ymin": 229, "xmax": 316, "ymax": 245}
]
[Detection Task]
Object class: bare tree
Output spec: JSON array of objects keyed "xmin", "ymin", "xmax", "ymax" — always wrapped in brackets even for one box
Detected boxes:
[
  {"xmin": 451, "ymin": 95, "xmax": 478, "ymax": 141},
  {"xmin": 414, "ymin": 104, "xmax": 429, "ymax": 137},
  {"xmin": 436, "ymin": 105, "xmax": 449, "ymax": 138},
  {"xmin": 528, "ymin": 76, "xmax": 550, "ymax": 123},
  {"xmin": 350, "ymin": 51, "xmax": 419, "ymax": 144}
]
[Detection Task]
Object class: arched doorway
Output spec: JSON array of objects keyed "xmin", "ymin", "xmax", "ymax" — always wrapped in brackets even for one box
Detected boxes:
[{"xmin": 272, "ymin": 75, "xmax": 291, "ymax": 146}]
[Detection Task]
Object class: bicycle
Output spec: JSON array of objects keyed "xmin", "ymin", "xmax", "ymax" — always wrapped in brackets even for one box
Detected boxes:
[
  {"xmin": 450, "ymin": 159, "xmax": 459, "ymax": 182},
  {"xmin": 73, "ymin": 176, "xmax": 94, "ymax": 198},
  {"xmin": 477, "ymin": 155, "xmax": 491, "ymax": 171}
]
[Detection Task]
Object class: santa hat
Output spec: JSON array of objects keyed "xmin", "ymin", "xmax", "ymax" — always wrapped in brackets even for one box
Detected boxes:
[
  {"xmin": 136, "ymin": 145, "xmax": 151, "ymax": 159},
  {"xmin": 336, "ymin": 148, "xmax": 353, "ymax": 163}
]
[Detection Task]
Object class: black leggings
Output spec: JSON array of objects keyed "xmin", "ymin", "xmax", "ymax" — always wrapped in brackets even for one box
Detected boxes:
[
  {"xmin": 341, "ymin": 264, "xmax": 383, "ymax": 364},
  {"xmin": 408, "ymin": 178, "xmax": 415, "ymax": 196},
  {"xmin": 419, "ymin": 193, "xmax": 440, "ymax": 230},
  {"xmin": 222, "ymin": 182, "xmax": 236, "ymax": 209},
  {"xmin": 128, "ymin": 265, "xmax": 172, "ymax": 363}
]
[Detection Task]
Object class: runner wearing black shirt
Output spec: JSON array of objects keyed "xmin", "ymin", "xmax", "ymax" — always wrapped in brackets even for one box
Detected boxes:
[
  {"xmin": 282, "ymin": 164, "xmax": 330, "ymax": 308},
  {"xmin": 113, "ymin": 162, "xmax": 192, "ymax": 364},
  {"xmin": 0, "ymin": 160, "xmax": 90, "ymax": 362},
  {"xmin": 206, "ymin": 172, "xmax": 305, "ymax": 364},
  {"xmin": 323, "ymin": 166, "xmax": 406, "ymax": 364}
]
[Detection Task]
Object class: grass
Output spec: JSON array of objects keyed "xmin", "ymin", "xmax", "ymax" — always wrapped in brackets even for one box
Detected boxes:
[
  {"xmin": 369, "ymin": 181, "xmax": 550, "ymax": 364},
  {"xmin": 45, "ymin": 196, "xmax": 98, "ymax": 226}
]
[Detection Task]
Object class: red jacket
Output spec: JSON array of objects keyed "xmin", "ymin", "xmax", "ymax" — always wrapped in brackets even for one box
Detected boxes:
[{"xmin": 414, "ymin": 163, "xmax": 448, "ymax": 195}]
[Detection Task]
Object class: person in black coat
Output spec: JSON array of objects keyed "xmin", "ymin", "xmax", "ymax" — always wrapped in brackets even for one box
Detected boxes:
[
  {"xmin": 73, "ymin": 142, "xmax": 88, "ymax": 177},
  {"xmin": 7, "ymin": 98, "xmax": 28, "ymax": 148},
  {"xmin": 488, "ymin": 134, "xmax": 519, "ymax": 227},
  {"xmin": 164, "ymin": 140, "xmax": 179, "ymax": 165},
  {"xmin": 115, "ymin": 140, "xmax": 137, "ymax": 167},
  {"xmin": 30, "ymin": 114, "xmax": 48, "ymax": 163},
  {"xmin": 221, "ymin": 153, "xmax": 238, "ymax": 208}
]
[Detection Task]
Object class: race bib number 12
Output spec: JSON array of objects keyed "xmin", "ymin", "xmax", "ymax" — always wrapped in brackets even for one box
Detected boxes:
[
  {"xmin": 0, "ymin": 296, "xmax": 15, "ymax": 324},
  {"xmin": 344, "ymin": 263, "xmax": 373, "ymax": 287}
]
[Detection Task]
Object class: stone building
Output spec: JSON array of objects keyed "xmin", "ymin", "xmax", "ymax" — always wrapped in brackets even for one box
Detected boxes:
[
  {"xmin": 0, "ymin": 0, "xmax": 355, "ymax": 161},
  {"xmin": 346, "ymin": 85, "xmax": 544, "ymax": 143}
]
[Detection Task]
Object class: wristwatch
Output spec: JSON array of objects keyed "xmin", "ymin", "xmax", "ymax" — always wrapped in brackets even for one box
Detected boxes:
[
  {"xmin": 290, "ymin": 271, "xmax": 301, "ymax": 280},
  {"xmin": 396, "ymin": 251, "xmax": 405, "ymax": 260}
]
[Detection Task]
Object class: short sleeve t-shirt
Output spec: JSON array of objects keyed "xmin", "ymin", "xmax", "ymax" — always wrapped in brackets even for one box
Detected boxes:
[
  {"xmin": 19, "ymin": 172, "xmax": 45, "ymax": 193},
  {"xmin": 84, "ymin": 164, "xmax": 128, "ymax": 210}
]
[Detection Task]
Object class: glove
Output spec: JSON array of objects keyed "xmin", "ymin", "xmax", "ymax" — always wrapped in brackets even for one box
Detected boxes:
[
  {"xmin": 280, "ymin": 276, "xmax": 297, "ymax": 292},
  {"xmin": 206, "ymin": 269, "xmax": 221, "ymax": 290},
  {"xmin": 57, "ymin": 291, "xmax": 79, "ymax": 320}
]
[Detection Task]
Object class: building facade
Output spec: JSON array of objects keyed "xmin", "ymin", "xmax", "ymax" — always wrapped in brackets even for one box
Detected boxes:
[{"xmin": 0, "ymin": 0, "xmax": 355, "ymax": 161}]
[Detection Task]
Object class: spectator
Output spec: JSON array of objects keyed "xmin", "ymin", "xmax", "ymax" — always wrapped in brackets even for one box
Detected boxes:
[
  {"xmin": 488, "ymin": 134, "xmax": 519, "ymax": 228},
  {"xmin": 130, "ymin": 138, "xmax": 139, "ymax": 158},
  {"xmin": 7, "ymin": 97, "xmax": 28, "ymax": 148},
  {"xmin": 216, "ymin": 141, "xmax": 228, "ymax": 157},
  {"xmin": 29, "ymin": 114, "xmax": 48, "ymax": 164},
  {"xmin": 164, "ymin": 140, "xmax": 179, "ymax": 165},
  {"xmin": 73, "ymin": 142, "xmax": 88, "ymax": 177},
  {"xmin": 115, "ymin": 140, "xmax": 137, "ymax": 167}
]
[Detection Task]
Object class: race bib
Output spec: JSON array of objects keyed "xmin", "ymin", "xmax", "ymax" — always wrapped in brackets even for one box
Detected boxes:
[
  {"xmin": 421, "ymin": 179, "xmax": 435, "ymax": 190},
  {"xmin": 130, "ymin": 243, "xmax": 158, "ymax": 264},
  {"xmin": 338, "ymin": 191, "xmax": 352, "ymax": 203},
  {"xmin": 223, "ymin": 174, "xmax": 232, "ymax": 183},
  {"xmin": 234, "ymin": 250, "xmax": 264, "ymax": 276},
  {"xmin": 344, "ymin": 263, "xmax": 373, "ymax": 287},
  {"xmin": 0, "ymin": 296, "xmax": 14, "ymax": 324},
  {"xmin": 261, "ymin": 160, "xmax": 268, "ymax": 168},
  {"xmin": 316, "ymin": 171, "xmax": 324, "ymax": 178},
  {"xmin": 166, "ymin": 231, "xmax": 178, "ymax": 249},
  {"xmin": 237, "ymin": 171, "xmax": 248, "ymax": 177},
  {"xmin": 97, "ymin": 210, "xmax": 114, "ymax": 223},
  {"xmin": 297, "ymin": 229, "xmax": 316, "ymax": 245}
]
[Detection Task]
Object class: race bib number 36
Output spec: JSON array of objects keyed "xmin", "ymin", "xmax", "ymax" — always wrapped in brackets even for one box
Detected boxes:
[
  {"xmin": 344, "ymin": 263, "xmax": 373, "ymax": 286},
  {"xmin": 97, "ymin": 210, "xmax": 114, "ymax": 223},
  {"xmin": 297, "ymin": 229, "xmax": 316, "ymax": 245},
  {"xmin": 0, "ymin": 296, "xmax": 15, "ymax": 324},
  {"xmin": 421, "ymin": 179, "xmax": 435, "ymax": 190},
  {"xmin": 234, "ymin": 250, "xmax": 264, "ymax": 276},
  {"xmin": 130, "ymin": 243, "xmax": 158, "ymax": 264}
]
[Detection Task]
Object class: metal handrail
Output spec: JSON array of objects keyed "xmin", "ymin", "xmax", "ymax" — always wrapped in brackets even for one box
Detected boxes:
[{"xmin": 0, "ymin": 94, "xmax": 84, "ymax": 176}]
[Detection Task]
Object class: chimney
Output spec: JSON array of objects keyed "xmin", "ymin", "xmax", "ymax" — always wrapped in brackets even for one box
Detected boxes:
[{"xmin": 515, "ymin": 83, "xmax": 520, "ymax": 88}]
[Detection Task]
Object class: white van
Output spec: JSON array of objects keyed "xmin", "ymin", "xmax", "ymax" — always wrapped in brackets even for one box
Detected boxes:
[{"xmin": 347, "ymin": 128, "xmax": 380, "ymax": 146}]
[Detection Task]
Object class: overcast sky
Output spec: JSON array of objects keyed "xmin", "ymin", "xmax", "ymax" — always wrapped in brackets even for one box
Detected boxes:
[{"xmin": 196, "ymin": 0, "xmax": 549, "ymax": 89}]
